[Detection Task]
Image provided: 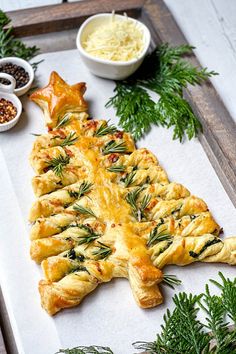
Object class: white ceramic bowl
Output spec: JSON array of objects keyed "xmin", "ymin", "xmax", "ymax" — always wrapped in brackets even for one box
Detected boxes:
[
  {"xmin": 0, "ymin": 57, "xmax": 34, "ymax": 96},
  {"xmin": 0, "ymin": 91, "xmax": 22, "ymax": 132},
  {"xmin": 76, "ymin": 13, "xmax": 151, "ymax": 80}
]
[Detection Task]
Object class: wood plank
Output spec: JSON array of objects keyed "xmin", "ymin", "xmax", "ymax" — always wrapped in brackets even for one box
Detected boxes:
[
  {"xmin": 0, "ymin": 288, "xmax": 18, "ymax": 354},
  {"xmin": 142, "ymin": 0, "xmax": 236, "ymax": 207},
  {"xmin": 0, "ymin": 327, "xmax": 7, "ymax": 354},
  {"xmin": 6, "ymin": 0, "xmax": 144, "ymax": 37},
  {"xmin": 164, "ymin": 0, "xmax": 236, "ymax": 124}
]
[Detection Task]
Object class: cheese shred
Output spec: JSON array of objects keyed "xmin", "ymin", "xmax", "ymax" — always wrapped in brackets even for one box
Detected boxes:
[{"xmin": 82, "ymin": 14, "xmax": 144, "ymax": 62}]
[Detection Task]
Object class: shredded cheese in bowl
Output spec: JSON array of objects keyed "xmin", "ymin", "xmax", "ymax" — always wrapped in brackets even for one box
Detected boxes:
[{"xmin": 82, "ymin": 14, "xmax": 144, "ymax": 62}]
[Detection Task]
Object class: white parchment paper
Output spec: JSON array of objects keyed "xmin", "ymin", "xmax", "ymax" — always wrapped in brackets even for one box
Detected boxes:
[{"xmin": 0, "ymin": 49, "xmax": 235, "ymax": 354}]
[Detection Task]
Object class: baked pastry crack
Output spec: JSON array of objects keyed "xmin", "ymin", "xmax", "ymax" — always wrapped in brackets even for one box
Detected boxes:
[{"xmin": 29, "ymin": 72, "xmax": 236, "ymax": 315}]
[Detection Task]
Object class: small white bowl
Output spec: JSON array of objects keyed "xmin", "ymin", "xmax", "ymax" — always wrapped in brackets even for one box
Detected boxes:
[
  {"xmin": 0, "ymin": 91, "xmax": 22, "ymax": 132},
  {"xmin": 76, "ymin": 13, "xmax": 151, "ymax": 80},
  {"xmin": 0, "ymin": 57, "xmax": 34, "ymax": 96}
]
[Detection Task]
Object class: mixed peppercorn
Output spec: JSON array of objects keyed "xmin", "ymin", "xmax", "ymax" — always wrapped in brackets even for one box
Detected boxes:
[
  {"xmin": 0, "ymin": 98, "xmax": 17, "ymax": 124},
  {"xmin": 0, "ymin": 63, "xmax": 30, "ymax": 89}
]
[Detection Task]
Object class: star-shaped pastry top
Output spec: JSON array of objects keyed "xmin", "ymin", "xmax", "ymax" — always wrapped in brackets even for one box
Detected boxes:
[{"xmin": 30, "ymin": 71, "xmax": 88, "ymax": 129}]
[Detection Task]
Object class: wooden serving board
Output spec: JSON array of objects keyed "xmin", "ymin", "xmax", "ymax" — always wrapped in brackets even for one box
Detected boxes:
[{"xmin": 1, "ymin": 1, "xmax": 236, "ymax": 353}]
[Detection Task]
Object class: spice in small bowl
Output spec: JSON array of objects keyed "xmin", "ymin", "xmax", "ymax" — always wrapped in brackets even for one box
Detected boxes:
[
  {"xmin": 0, "ymin": 63, "xmax": 30, "ymax": 89},
  {"xmin": 0, "ymin": 57, "xmax": 34, "ymax": 97},
  {"xmin": 0, "ymin": 97, "xmax": 17, "ymax": 124}
]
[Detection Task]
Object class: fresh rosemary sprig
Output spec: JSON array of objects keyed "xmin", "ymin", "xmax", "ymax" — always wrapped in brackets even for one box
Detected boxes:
[
  {"xmin": 107, "ymin": 165, "xmax": 126, "ymax": 173},
  {"xmin": 102, "ymin": 140, "xmax": 127, "ymax": 155},
  {"xmin": 46, "ymin": 154, "xmax": 70, "ymax": 177},
  {"xmin": 56, "ymin": 114, "xmax": 71, "ymax": 129},
  {"xmin": 71, "ymin": 265, "xmax": 90, "ymax": 275},
  {"xmin": 73, "ymin": 205, "xmax": 96, "ymax": 218},
  {"xmin": 0, "ymin": 10, "xmax": 40, "ymax": 67},
  {"xmin": 210, "ymin": 272, "xmax": 236, "ymax": 325},
  {"xmin": 163, "ymin": 274, "xmax": 182, "ymax": 289},
  {"xmin": 60, "ymin": 132, "xmax": 78, "ymax": 147},
  {"xmin": 92, "ymin": 241, "xmax": 112, "ymax": 260},
  {"xmin": 94, "ymin": 121, "xmax": 117, "ymax": 137},
  {"xmin": 106, "ymin": 44, "xmax": 218, "ymax": 142},
  {"xmin": 76, "ymin": 224, "xmax": 100, "ymax": 246},
  {"xmin": 30, "ymin": 133, "xmax": 42, "ymax": 136},
  {"xmin": 147, "ymin": 226, "xmax": 172, "ymax": 247},
  {"xmin": 125, "ymin": 187, "xmax": 151, "ymax": 221},
  {"xmin": 68, "ymin": 181, "xmax": 93, "ymax": 199},
  {"xmin": 56, "ymin": 346, "xmax": 114, "ymax": 354},
  {"xmin": 121, "ymin": 170, "xmax": 136, "ymax": 187},
  {"xmin": 134, "ymin": 272, "xmax": 236, "ymax": 354},
  {"xmin": 57, "ymin": 272, "xmax": 236, "ymax": 354}
]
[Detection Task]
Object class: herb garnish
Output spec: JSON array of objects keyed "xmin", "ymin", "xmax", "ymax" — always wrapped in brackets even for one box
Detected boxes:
[
  {"xmin": 68, "ymin": 181, "xmax": 93, "ymax": 199},
  {"xmin": 163, "ymin": 274, "xmax": 182, "ymax": 289},
  {"xmin": 76, "ymin": 224, "xmax": 100, "ymax": 246},
  {"xmin": 94, "ymin": 121, "xmax": 117, "ymax": 137},
  {"xmin": 106, "ymin": 44, "xmax": 217, "ymax": 142},
  {"xmin": 134, "ymin": 272, "xmax": 236, "ymax": 354},
  {"xmin": 73, "ymin": 205, "xmax": 96, "ymax": 218},
  {"xmin": 60, "ymin": 132, "xmax": 78, "ymax": 147},
  {"xmin": 125, "ymin": 187, "xmax": 151, "ymax": 221},
  {"xmin": 189, "ymin": 238, "xmax": 222, "ymax": 258},
  {"xmin": 0, "ymin": 11, "xmax": 40, "ymax": 67},
  {"xmin": 107, "ymin": 165, "xmax": 126, "ymax": 173},
  {"xmin": 46, "ymin": 154, "xmax": 70, "ymax": 177},
  {"xmin": 71, "ymin": 265, "xmax": 90, "ymax": 275},
  {"xmin": 92, "ymin": 241, "xmax": 112, "ymax": 260},
  {"xmin": 102, "ymin": 140, "xmax": 127, "ymax": 155},
  {"xmin": 121, "ymin": 170, "xmax": 136, "ymax": 187},
  {"xmin": 56, "ymin": 114, "xmax": 71, "ymax": 129},
  {"xmin": 57, "ymin": 272, "xmax": 236, "ymax": 354},
  {"xmin": 147, "ymin": 226, "xmax": 172, "ymax": 247},
  {"xmin": 56, "ymin": 346, "xmax": 114, "ymax": 354}
]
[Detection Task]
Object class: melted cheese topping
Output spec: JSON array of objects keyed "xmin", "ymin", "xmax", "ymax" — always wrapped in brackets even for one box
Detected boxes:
[{"xmin": 82, "ymin": 15, "xmax": 144, "ymax": 62}]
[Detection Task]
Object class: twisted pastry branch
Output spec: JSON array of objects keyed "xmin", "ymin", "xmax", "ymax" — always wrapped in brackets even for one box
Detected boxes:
[{"xmin": 29, "ymin": 72, "xmax": 236, "ymax": 315}]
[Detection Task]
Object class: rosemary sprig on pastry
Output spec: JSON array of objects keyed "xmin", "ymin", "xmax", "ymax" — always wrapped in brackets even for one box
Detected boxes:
[
  {"xmin": 102, "ymin": 140, "xmax": 127, "ymax": 155},
  {"xmin": 106, "ymin": 44, "xmax": 218, "ymax": 142},
  {"xmin": 126, "ymin": 187, "xmax": 151, "ymax": 221},
  {"xmin": 46, "ymin": 154, "xmax": 70, "ymax": 177},
  {"xmin": 107, "ymin": 165, "xmax": 125, "ymax": 173},
  {"xmin": 94, "ymin": 121, "xmax": 117, "ymax": 137},
  {"xmin": 59, "ymin": 132, "xmax": 78, "ymax": 147},
  {"xmin": 76, "ymin": 225, "xmax": 101, "ymax": 246},
  {"xmin": 73, "ymin": 205, "xmax": 97, "ymax": 218},
  {"xmin": 147, "ymin": 226, "xmax": 173, "ymax": 247},
  {"xmin": 92, "ymin": 241, "xmax": 112, "ymax": 260},
  {"xmin": 68, "ymin": 181, "xmax": 93, "ymax": 199}
]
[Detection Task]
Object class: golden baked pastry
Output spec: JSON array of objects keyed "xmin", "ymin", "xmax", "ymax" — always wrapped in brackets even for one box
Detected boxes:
[{"xmin": 29, "ymin": 72, "xmax": 236, "ymax": 315}]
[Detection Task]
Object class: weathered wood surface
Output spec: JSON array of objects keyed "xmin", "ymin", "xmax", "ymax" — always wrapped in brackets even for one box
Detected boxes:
[
  {"xmin": 6, "ymin": 0, "xmax": 145, "ymax": 37},
  {"xmin": 164, "ymin": 0, "xmax": 236, "ymax": 124},
  {"xmin": 0, "ymin": 289, "xmax": 17, "ymax": 354}
]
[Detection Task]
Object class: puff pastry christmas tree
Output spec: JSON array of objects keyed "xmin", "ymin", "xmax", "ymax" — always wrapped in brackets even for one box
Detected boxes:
[{"xmin": 29, "ymin": 72, "xmax": 236, "ymax": 315}]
